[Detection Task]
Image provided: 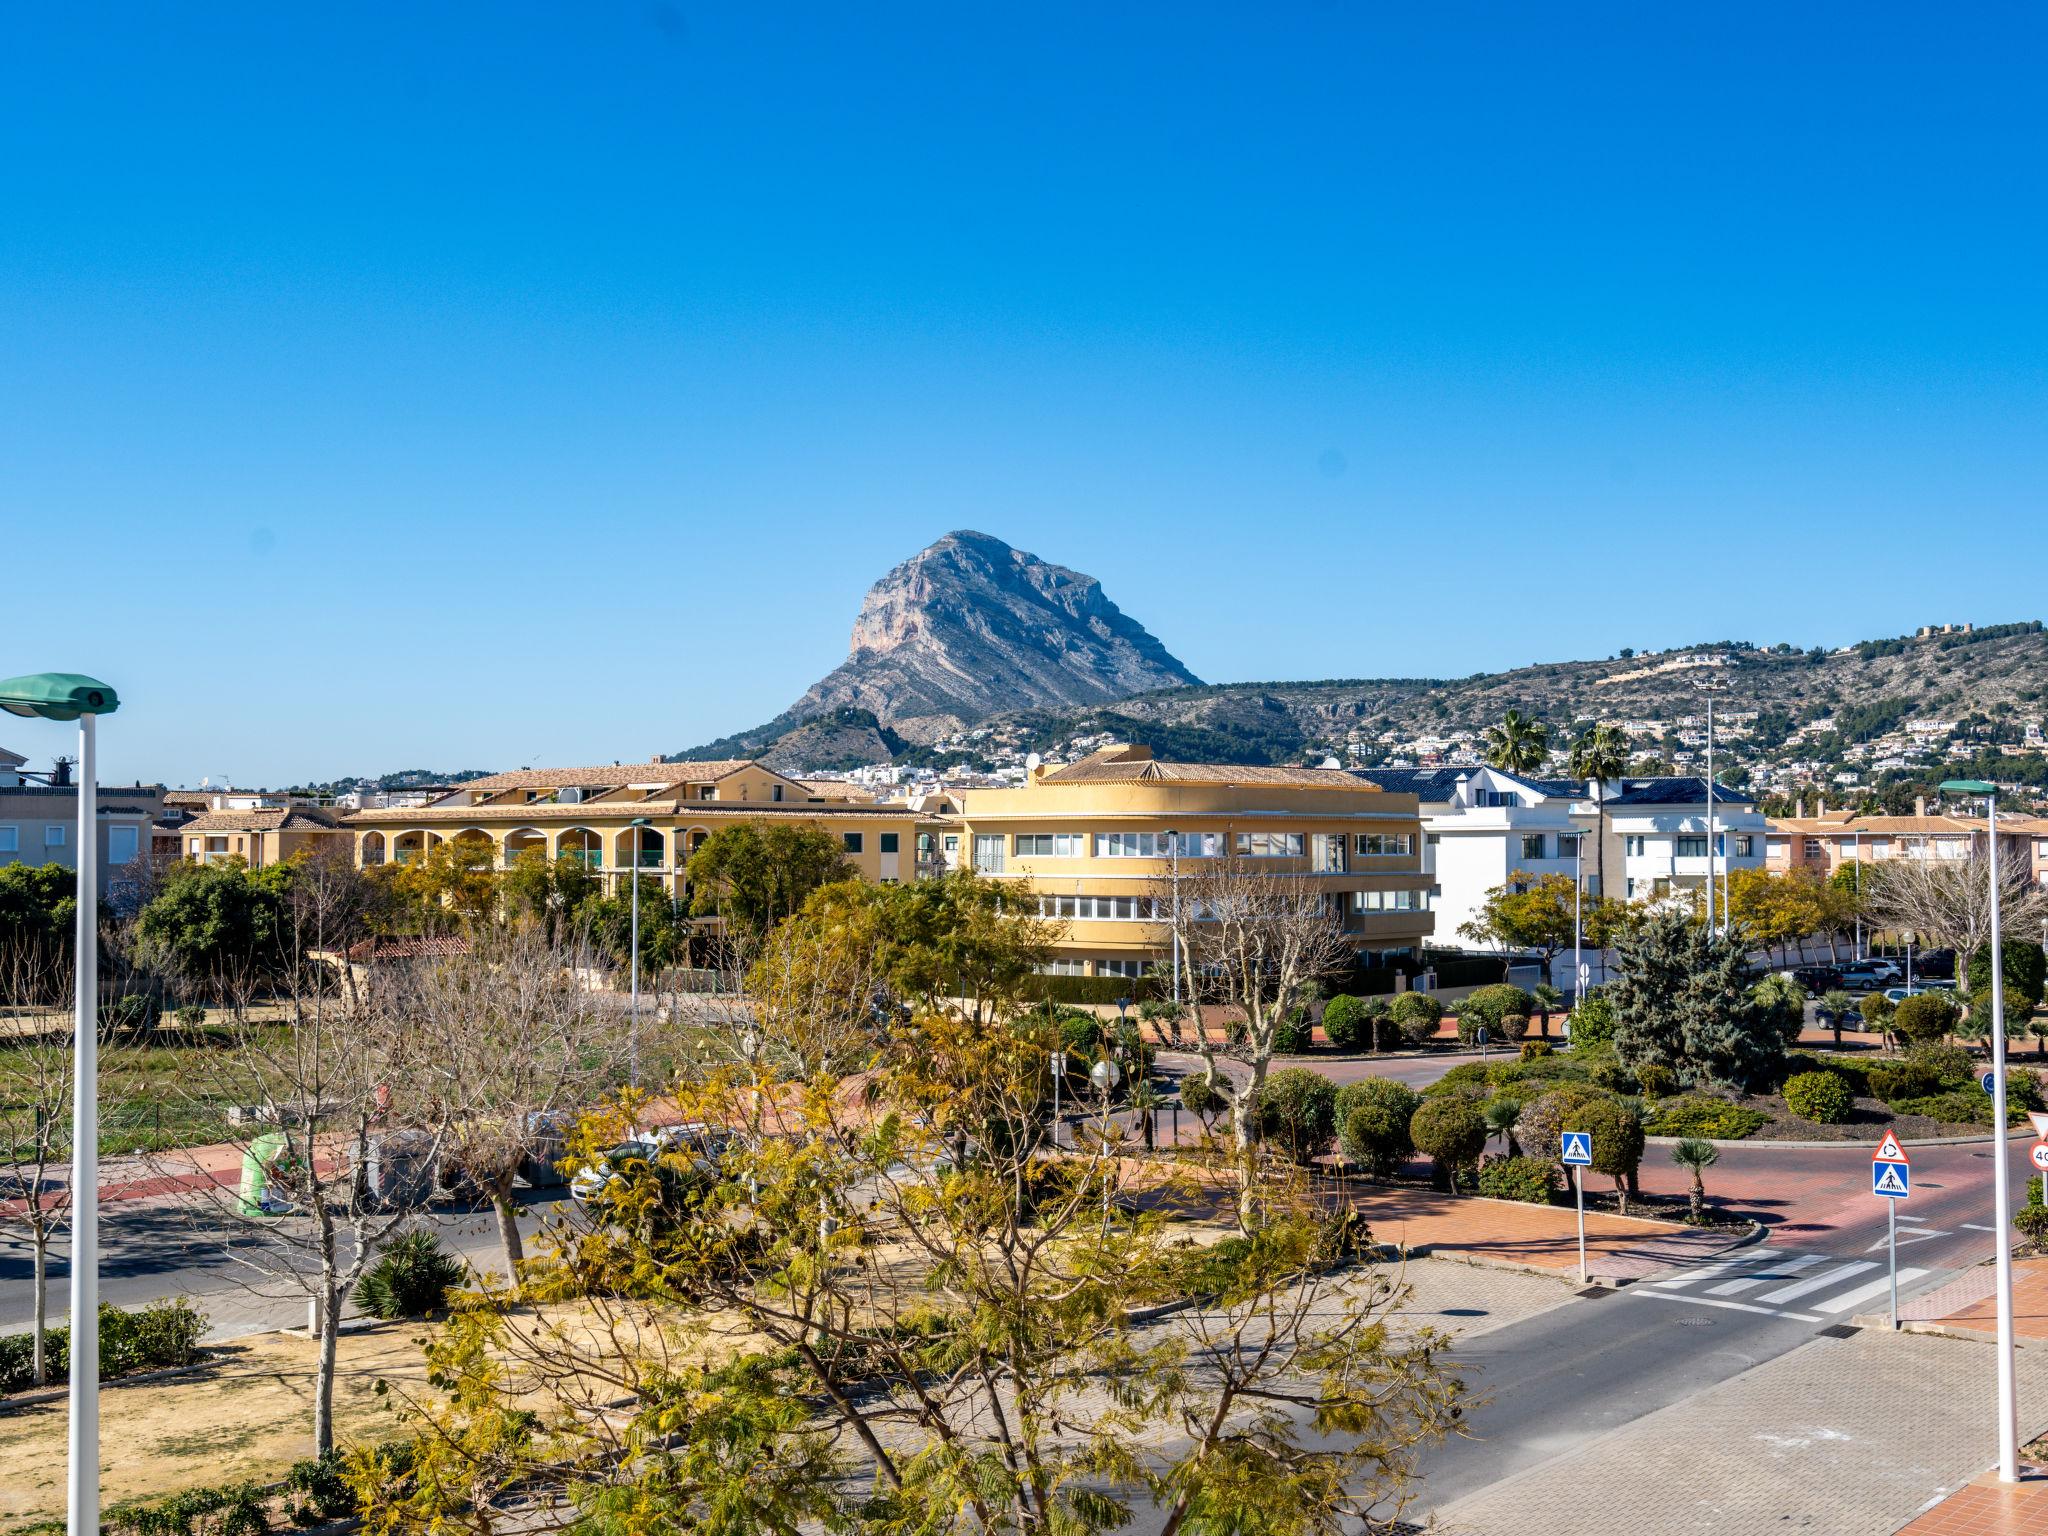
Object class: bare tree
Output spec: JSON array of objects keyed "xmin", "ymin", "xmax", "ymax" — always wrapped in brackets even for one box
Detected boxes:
[
  {"xmin": 404, "ymin": 923, "xmax": 632, "ymax": 1285},
  {"xmin": 153, "ymin": 893, "xmax": 450, "ymax": 1455},
  {"xmin": 1146, "ymin": 853, "xmax": 1353, "ymax": 1222},
  {"xmin": 0, "ymin": 944, "xmax": 75, "ymax": 1387},
  {"xmin": 1864, "ymin": 852, "xmax": 2047, "ymax": 961}
]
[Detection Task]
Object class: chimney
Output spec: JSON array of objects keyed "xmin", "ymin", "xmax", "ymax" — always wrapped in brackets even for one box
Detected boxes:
[
  {"xmin": 1818, "ymin": 796, "xmax": 1827, "ymax": 817},
  {"xmin": 49, "ymin": 756, "xmax": 72, "ymax": 787},
  {"xmin": 1915, "ymin": 795, "xmax": 1926, "ymax": 818},
  {"xmin": 1794, "ymin": 796, "xmax": 1804, "ymax": 819}
]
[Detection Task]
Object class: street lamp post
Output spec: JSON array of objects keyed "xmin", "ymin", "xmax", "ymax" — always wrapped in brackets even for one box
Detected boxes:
[
  {"xmin": 628, "ymin": 817, "xmax": 650, "ymax": 1090},
  {"xmin": 1571, "ymin": 830, "xmax": 1585, "ymax": 1004},
  {"xmin": 1942, "ymin": 778, "xmax": 2018, "ymax": 1483},
  {"xmin": 1161, "ymin": 828, "xmax": 1181, "ymax": 1007},
  {"xmin": 0, "ymin": 674, "xmax": 121, "ymax": 1536}
]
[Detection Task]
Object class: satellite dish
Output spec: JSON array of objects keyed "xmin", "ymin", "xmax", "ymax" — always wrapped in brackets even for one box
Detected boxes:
[
  {"xmin": 1320, "ymin": 755, "xmax": 1341, "ymax": 769},
  {"xmin": 1025, "ymin": 752, "xmax": 1042, "ymax": 773}
]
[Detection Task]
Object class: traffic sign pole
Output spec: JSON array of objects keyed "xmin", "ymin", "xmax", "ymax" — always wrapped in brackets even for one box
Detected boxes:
[
  {"xmin": 1576, "ymin": 1165, "xmax": 1586, "ymax": 1285},
  {"xmin": 1888, "ymin": 1197, "xmax": 1898, "ymax": 1330}
]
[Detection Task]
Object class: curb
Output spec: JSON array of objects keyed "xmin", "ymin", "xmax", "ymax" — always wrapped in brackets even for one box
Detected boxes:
[
  {"xmin": 1644, "ymin": 1126, "xmax": 2036, "ymax": 1151},
  {"xmin": 0, "ymin": 1356, "xmax": 219, "ymax": 1415}
]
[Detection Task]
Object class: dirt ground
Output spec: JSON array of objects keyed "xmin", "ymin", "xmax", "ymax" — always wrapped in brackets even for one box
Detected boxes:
[{"xmin": 0, "ymin": 1327, "xmax": 424, "ymax": 1533}]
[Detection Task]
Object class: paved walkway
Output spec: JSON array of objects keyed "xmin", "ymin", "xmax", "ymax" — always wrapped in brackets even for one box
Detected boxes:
[
  {"xmin": 1897, "ymin": 1471, "xmax": 2048, "ymax": 1535},
  {"xmin": 1428, "ymin": 1327, "xmax": 2048, "ymax": 1535},
  {"xmin": 1907, "ymin": 1256, "xmax": 2048, "ymax": 1343},
  {"xmin": 1346, "ymin": 1185, "xmax": 1750, "ymax": 1282}
]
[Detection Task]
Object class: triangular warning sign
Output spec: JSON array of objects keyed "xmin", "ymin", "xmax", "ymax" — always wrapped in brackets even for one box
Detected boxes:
[
  {"xmin": 1874, "ymin": 1163, "xmax": 1909, "ymax": 1196},
  {"xmin": 2030, "ymin": 1112, "xmax": 2048, "ymax": 1139},
  {"xmin": 1873, "ymin": 1130, "xmax": 1910, "ymax": 1165}
]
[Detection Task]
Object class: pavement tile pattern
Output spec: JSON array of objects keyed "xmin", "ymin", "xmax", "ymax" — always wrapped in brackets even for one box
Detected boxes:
[
  {"xmin": 1427, "ymin": 1328, "xmax": 2048, "ymax": 1536},
  {"xmin": 1895, "ymin": 1471, "xmax": 2048, "ymax": 1535}
]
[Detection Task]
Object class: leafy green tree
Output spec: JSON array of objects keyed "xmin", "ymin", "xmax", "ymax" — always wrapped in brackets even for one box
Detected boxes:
[
  {"xmin": 1410, "ymin": 1096, "xmax": 1487, "ymax": 1192},
  {"xmin": 136, "ymin": 857, "xmax": 297, "ymax": 980},
  {"xmin": 1606, "ymin": 907, "xmax": 1782, "ymax": 1092},
  {"xmin": 579, "ymin": 876, "xmax": 691, "ymax": 973},
  {"xmin": 1459, "ymin": 873, "xmax": 1616, "ymax": 984},
  {"xmin": 1566, "ymin": 988, "xmax": 1618, "ymax": 1045},
  {"xmin": 0, "ymin": 861, "xmax": 79, "ymax": 973},
  {"xmin": 1670, "ymin": 1138, "xmax": 1719, "ymax": 1222},
  {"xmin": 1335, "ymin": 1078, "xmax": 1421, "ymax": 1176},
  {"xmin": 499, "ymin": 850, "xmax": 598, "ymax": 941},
  {"xmin": 1894, "ymin": 990, "xmax": 1961, "ymax": 1047},
  {"xmin": 1969, "ymin": 940, "xmax": 2048, "ymax": 1011},
  {"xmin": 1483, "ymin": 710, "xmax": 1550, "ymax": 774},
  {"xmin": 1560, "ymin": 1095, "xmax": 1645, "ymax": 1213},
  {"xmin": 1256, "ymin": 1068, "xmax": 1339, "ymax": 1164},
  {"xmin": 683, "ymin": 820, "xmax": 849, "ymax": 945}
]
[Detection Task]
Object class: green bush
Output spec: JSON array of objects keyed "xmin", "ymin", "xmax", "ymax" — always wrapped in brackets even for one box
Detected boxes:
[
  {"xmin": 1520, "ymin": 1039, "xmax": 1553, "ymax": 1061},
  {"xmin": 1567, "ymin": 990, "xmax": 1619, "ymax": 1046},
  {"xmin": 1424, "ymin": 1061, "xmax": 1493, "ymax": 1098},
  {"xmin": 1782, "ymin": 1070, "xmax": 1854, "ymax": 1124},
  {"xmin": 1320, "ymin": 995, "xmax": 1375, "ymax": 1053},
  {"xmin": 1461, "ymin": 984, "xmax": 1537, "ymax": 1040},
  {"xmin": 1272, "ymin": 1009, "xmax": 1311, "ymax": 1056},
  {"xmin": 354, "ymin": 1230, "xmax": 466, "ymax": 1320},
  {"xmin": 1500, "ymin": 1013, "xmax": 1531, "ymax": 1042},
  {"xmin": 2009, "ymin": 1069, "xmax": 2046, "ymax": 1113},
  {"xmin": 1907, "ymin": 1042, "xmax": 1975, "ymax": 1089},
  {"xmin": 1590, "ymin": 1060, "xmax": 1635, "ymax": 1094},
  {"xmin": 2016, "ymin": 1206, "xmax": 2048, "ymax": 1244},
  {"xmin": 1636, "ymin": 1063, "xmax": 1677, "ymax": 1099},
  {"xmin": 1477, "ymin": 1155, "xmax": 1557, "ymax": 1204},
  {"xmin": 1388, "ymin": 991, "xmax": 1444, "ymax": 1044},
  {"xmin": 1179, "ymin": 1071, "xmax": 1223, "ymax": 1123},
  {"xmin": 285, "ymin": 1452, "xmax": 356, "ymax": 1525},
  {"xmin": 1559, "ymin": 1096, "xmax": 1646, "ymax": 1195},
  {"xmin": 1410, "ymin": 1096, "xmax": 1488, "ymax": 1192},
  {"xmin": 1894, "ymin": 991, "xmax": 1962, "ymax": 1046},
  {"xmin": 1867, "ymin": 1061, "xmax": 1941, "ymax": 1105},
  {"xmin": 1334, "ymin": 1079, "xmax": 1421, "ymax": 1177},
  {"xmin": 1892, "ymin": 1089, "xmax": 1999, "ymax": 1127},
  {"xmin": 1256, "ymin": 1068, "xmax": 1338, "ymax": 1163},
  {"xmin": 1517, "ymin": 1083, "xmax": 1611, "ymax": 1161},
  {"xmin": 2, "ymin": 1299, "xmax": 209, "ymax": 1397},
  {"xmin": 104, "ymin": 1479, "xmax": 270, "ymax": 1536},
  {"xmin": 1642, "ymin": 1095, "xmax": 1768, "ymax": 1139},
  {"xmin": 1860, "ymin": 992, "xmax": 1896, "ymax": 1031}
]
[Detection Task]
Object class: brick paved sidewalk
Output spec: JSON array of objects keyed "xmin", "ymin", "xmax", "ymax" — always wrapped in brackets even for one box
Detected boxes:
[
  {"xmin": 1906, "ymin": 1256, "xmax": 2048, "ymax": 1344},
  {"xmin": 1347, "ymin": 1186, "xmax": 1751, "ymax": 1283},
  {"xmin": 1896, "ymin": 1469, "xmax": 2048, "ymax": 1535}
]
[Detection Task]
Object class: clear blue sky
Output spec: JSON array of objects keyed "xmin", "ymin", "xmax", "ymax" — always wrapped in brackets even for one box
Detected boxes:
[{"xmin": 4, "ymin": 4, "xmax": 2043, "ymax": 786}]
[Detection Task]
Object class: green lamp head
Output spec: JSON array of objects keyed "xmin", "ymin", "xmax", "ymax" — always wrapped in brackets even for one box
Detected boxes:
[{"xmin": 0, "ymin": 672, "xmax": 121, "ymax": 721}]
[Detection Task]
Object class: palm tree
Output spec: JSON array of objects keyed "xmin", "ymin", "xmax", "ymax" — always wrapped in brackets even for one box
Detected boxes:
[
  {"xmin": 1670, "ymin": 1137, "xmax": 1720, "ymax": 1224},
  {"xmin": 1483, "ymin": 1098, "xmax": 1522, "ymax": 1159},
  {"xmin": 1483, "ymin": 710, "xmax": 1550, "ymax": 774},
  {"xmin": 1568, "ymin": 721, "xmax": 1630, "ymax": 908}
]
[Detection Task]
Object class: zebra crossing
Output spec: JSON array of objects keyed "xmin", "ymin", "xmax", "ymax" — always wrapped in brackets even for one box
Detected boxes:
[{"xmin": 1637, "ymin": 1247, "xmax": 1932, "ymax": 1323}]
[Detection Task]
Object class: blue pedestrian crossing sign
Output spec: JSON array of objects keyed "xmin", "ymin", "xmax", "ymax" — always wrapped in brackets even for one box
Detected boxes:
[
  {"xmin": 1872, "ymin": 1161, "xmax": 1910, "ymax": 1198},
  {"xmin": 1560, "ymin": 1131, "xmax": 1593, "ymax": 1166}
]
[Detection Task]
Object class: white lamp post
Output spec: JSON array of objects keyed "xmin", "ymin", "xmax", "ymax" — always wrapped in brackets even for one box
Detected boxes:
[
  {"xmin": 1943, "ymin": 778, "xmax": 2018, "ymax": 1482},
  {"xmin": 0, "ymin": 674, "xmax": 121, "ymax": 1536},
  {"xmin": 1161, "ymin": 827, "xmax": 1181, "ymax": 1007},
  {"xmin": 628, "ymin": 816, "xmax": 650, "ymax": 1089}
]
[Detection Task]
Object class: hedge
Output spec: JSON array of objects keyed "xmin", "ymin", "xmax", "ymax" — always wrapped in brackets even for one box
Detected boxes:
[
  {"xmin": 1643, "ymin": 1096, "xmax": 1768, "ymax": 1140},
  {"xmin": 1027, "ymin": 974, "xmax": 1163, "ymax": 1006},
  {"xmin": 1477, "ymin": 1155, "xmax": 1558, "ymax": 1204},
  {"xmin": 0, "ymin": 1298, "xmax": 207, "ymax": 1397}
]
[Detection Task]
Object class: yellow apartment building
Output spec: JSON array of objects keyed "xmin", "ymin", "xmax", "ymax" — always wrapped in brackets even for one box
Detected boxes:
[
  {"xmin": 343, "ymin": 758, "xmax": 944, "ymax": 896},
  {"xmin": 180, "ymin": 806, "xmax": 349, "ymax": 868},
  {"xmin": 954, "ymin": 744, "xmax": 1433, "ymax": 980}
]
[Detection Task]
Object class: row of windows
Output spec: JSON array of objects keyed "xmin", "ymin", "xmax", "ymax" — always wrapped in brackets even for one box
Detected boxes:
[
  {"xmin": 839, "ymin": 832, "xmax": 900, "ymax": 855},
  {"xmin": 0, "ymin": 824, "xmax": 65, "ymax": 852},
  {"xmin": 1033, "ymin": 958, "xmax": 1156, "ymax": 978},
  {"xmin": 0, "ymin": 824, "xmax": 142, "ymax": 864},
  {"xmin": 1625, "ymin": 834, "xmax": 1755, "ymax": 858},
  {"xmin": 995, "ymin": 829, "xmax": 1419, "ymax": 863},
  {"xmin": 1351, "ymin": 889, "xmax": 1426, "ymax": 912},
  {"xmin": 1037, "ymin": 894, "xmax": 1165, "ymax": 921}
]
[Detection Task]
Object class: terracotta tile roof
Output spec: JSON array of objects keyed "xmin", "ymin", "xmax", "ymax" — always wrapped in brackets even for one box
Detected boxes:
[
  {"xmin": 343, "ymin": 802, "xmax": 945, "ymax": 825},
  {"xmin": 1041, "ymin": 746, "xmax": 1375, "ymax": 790},
  {"xmin": 453, "ymin": 760, "xmax": 757, "ymax": 793},
  {"xmin": 1768, "ymin": 814, "xmax": 1991, "ymax": 837},
  {"xmin": 180, "ymin": 808, "xmax": 343, "ymax": 833}
]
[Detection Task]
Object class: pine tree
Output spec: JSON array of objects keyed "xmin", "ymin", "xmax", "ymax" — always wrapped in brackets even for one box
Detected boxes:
[{"xmin": 1607, "ymin": 907, "xmax": 1782, "ymax": 1092}]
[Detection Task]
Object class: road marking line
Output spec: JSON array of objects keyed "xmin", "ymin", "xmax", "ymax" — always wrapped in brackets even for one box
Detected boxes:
[
  {"xmin": 1814, "ymin": 1269, "xmax": 1930, "ymax": 1314},
  {"xmin": 1963, "ymin": 1223, "xmax": 1999, "ymax": 1233},
  {"xmin": 1639, "ymin": 1290, "xmax": 1822, "ymax": 1323},
  {"xmin": 1646, "ymin": 1259, "xmax": 1752, "ymax": 1290},
  {"xmin": 1707, "ymin": 1254, "xmax": 1823, "ymax": 1295},
  {"xmin": 1754, "ymin": 1260, "xmax": 1878, "ymax": 1305}
]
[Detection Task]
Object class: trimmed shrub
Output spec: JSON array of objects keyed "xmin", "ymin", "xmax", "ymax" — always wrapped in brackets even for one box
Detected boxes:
[
  {"xmin": 1462, "ymin": 985, "xmax": 1537, "ymax": 1040},
  {"xmin": 1321, "ymin": 995, "xmax": 1373, "ymax": 1053},
  {"xmin": 1894, "ymin": 991, "xmax": 1962, "ymax": 1046},
  {"xmin": 1643, "ymin": 1095, "xmax": 1768, "ymax": 1139},
  {"xmin": 1500, "ymin": 1013, "xmax": 1531, "ymax": 1042},
  {"xmin": 1867, "ymin": 1061, "xmax": 1941, "ymax": 1105},
  {"xmin": 1559, "ymin": 1095, "xmax": 1646, "ymax": 1208},
  {"xmin": 1520, "ymin": 1039, "xmax": 1553, "ymax": 1061},
  {"xmin": 1424, "ymin": 1061, "xmax": 1493, "ymax": 1098},
  {"xmin": 1271, "ymin": 1010, "xmax": 1311, "ymax": 1056},
  {"xmin": 285, "ymin": 1451, "xmax": 356, "ymax": 1525},
  {"xmin": 1892, "ymin": 1089, "xmax": 1999, "ymax": 1126},
  {"xmin": 2017, "ymin": 1205, "xmax": 2048, "ymax": 1244},
  {"xmin": 1907, "ymin": 1042, "xmax": 1975, "ymax": 1089},
  {"xmin": 1860, "ymin": 992, "xmax": 1896, "ymax": 1032},
  {"xmin": 1336, "ymin": 1078, "xmax": 1421, "ymax": 1177},
  {"xmin": 1410, "ymin": 1096, "xmax": 1488, "ymax": 1192},
  {"xmin": 1590, "ymin": 1060, "xmax": 1635, "ymax": 1094},
  {"xmin": 1636, "ymin": 1063, "xmax": 1677, "ymax": 1100},
  {"xmin": 1256, "ymin": 1069, "xmax": 1338, "ymax": 1163},
  {"xmin": 354, "ymin": 1231, "xmax": 466, "ymax": 1320},
  {"xmin": 103, "ymin": 1479, "xmax": 270, "ymax": 1536},
  {"xmin": 1477, "ymin": 1155, "xmax": 1557, "ymax": 1204},
  {"xmin": 1517, "ymin": 1083, "xmax": 1610, "ymax": 1163},
  {"xmin": 1567, "ymin": 990, "xmax": 1619, "ymax": 1047},
  {"xmin": 1389, "ymin": 991, "xmax": 1444, "ymax": 1045},
  {"xmin": 1179, "ymin": 1071, "xmax": 1223, "ymax": 1124},
  {"xmin": 1782, "ymin": 1070, "xmax": 1854, "ymax": 1124},
  {"xmin": 2009, "ymin": 1069, "xmax": 2047, "ymax": 1113}
]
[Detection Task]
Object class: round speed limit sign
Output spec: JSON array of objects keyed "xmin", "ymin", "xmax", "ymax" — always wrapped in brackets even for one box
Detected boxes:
[{"xmin": 2031, "ymin": 1141, "xmax": 2048, "ymax": 1173}]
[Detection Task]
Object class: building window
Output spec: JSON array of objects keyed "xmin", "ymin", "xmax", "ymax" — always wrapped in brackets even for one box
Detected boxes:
[
  {"xmin": 1039, "ymin": 894, "xmax": 1161, "ymax": 921},
  {"xmin": 842, "ymin": 832, "xmax": 865, "ymax": 854},
  {"xmin": 1520, "ymin": 834, "xmax": 1547, "ymax": 861},
  {"xmin": 1557, "ymin": 833, "xmax": 1581, "ymax": 858},
  {"xmin": 771, "ymin": 784, "xmax": 784, "ymax": 802},
  {"xmin": 1015, "ymin": 833, "xmax": 1085, "ymax": 857},
  {"xmin": 108, "ymin": 825, "xmax": 138, "ymax": 866},
  {"xmin": 1098, "ymin": 958, "xmax": 1152, "ymax": 978},
  {"xmin": 1234, "ymin": 832, "xmax": 1305, "ymax": 858},
  {"xmin": 1675, "ymin": 836, "xmax": 1709, "ymax": 858},
  {"xmin": 879, "ymin": 832, "xmax": 899, "ymax": 854},
  {"xmin": 1035, "ymin": 958, "xmax": 1087, "ymax": 976},
  {"xmin": 0, "ymin": 826, "xmax": 15, "ymax": 853},
  {"xmin": 1094, "ymin": 831, "xmax": 1172, "ymax": 858},
  {"xmin": 973, "ymin": 834, "xmax": 1005, "ymax": 874},
  {"xmin": 943, "ymin": 834, "xmax": 960, "ymax": 853},
  {"xmin": 1352, "ymin": 889, "xmax": 1423, "ymax": 912},
  {"xmin": 45, "ymin": 825, "xmax": 65, "ymax": 847},
  {"xmin": 698, "ymin": 786, "xmax": 716, "ymax": 801},
  {"xmin": 1625, "ymin": 835, "xmax": 1647, "ymax": 857},
  {"xmin": 1803, "ymin": 838, "xmax": 1822, "ymax": 858},
  {"xmin": 1311, "ymin": 833, "xmax": 1346, "ymax": 872},
  {"xmin": 1476, "ymin": 790, "xmax": 1521, "ymax": 808},
  {"xmin": 1733, "ymin": 835, "xmax": 1755, "ymax": 857},
  {"xmin": 1354, "ymin": 833, "xmax": 1414, "ymax": 857}
]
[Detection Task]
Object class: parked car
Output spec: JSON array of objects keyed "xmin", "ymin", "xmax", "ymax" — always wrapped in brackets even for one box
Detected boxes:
[
  {"xmin": 1914, "ymin": 948, "xmax": 1957, "ymax": 980},
  {"xmin": 1838, "ymin": 960, "xmax": 1900, "ymax": 991},
  {"xmin": 569, "ymin": 1122, "xmax": 730, "ymax": 1205},
  {"xmin": 1791, "ymin": 965, "xmax": 1842, "ymax": 996},
  {"xmin": 1881, "ymin": 984, "xmax": 1949, "ymax": 1004}
]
